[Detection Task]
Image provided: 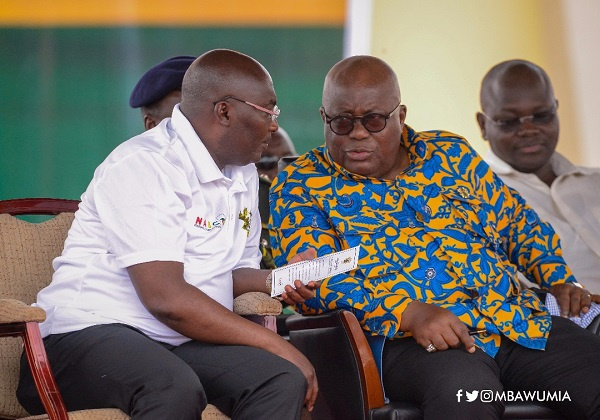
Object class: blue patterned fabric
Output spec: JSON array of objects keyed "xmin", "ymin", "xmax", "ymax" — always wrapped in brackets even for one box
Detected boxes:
[{"xmin": 270, "ymin": 125, "xmax": 577, "ymax": 357}]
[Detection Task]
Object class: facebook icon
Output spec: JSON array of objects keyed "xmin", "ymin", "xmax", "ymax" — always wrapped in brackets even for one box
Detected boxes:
[{"xmin": 456, "ymin": 389, "xmax": 463, "ymax": 402}]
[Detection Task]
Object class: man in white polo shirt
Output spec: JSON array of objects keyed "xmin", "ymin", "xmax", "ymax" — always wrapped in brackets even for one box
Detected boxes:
[{"xmin": 17, "ymin": 49, "xmax": 317, "ymax": 419}]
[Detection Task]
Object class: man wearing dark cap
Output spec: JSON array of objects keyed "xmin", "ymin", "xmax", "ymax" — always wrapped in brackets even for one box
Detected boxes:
[
  {"xmin": 129, "ymin": 55, "xmax": 196, "ymax": 130},
  {"xmin": 18, "ymin": 49, "xmax": 317, "ymax": 419}
]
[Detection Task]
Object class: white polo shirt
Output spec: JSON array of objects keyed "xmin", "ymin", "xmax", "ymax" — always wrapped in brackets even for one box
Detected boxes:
[
  {"xmin": 486, "ymin": 149, "xmax": 600, "ymax": 293},
  {"xmin": 36, "ymin": 105, "xmax": 262, "ymax": 345}
]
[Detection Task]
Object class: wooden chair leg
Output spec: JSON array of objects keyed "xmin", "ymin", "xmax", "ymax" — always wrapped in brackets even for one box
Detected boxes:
[{"xmin": 22, "ymin": 322, "xmax": 69, "ymax": 420}]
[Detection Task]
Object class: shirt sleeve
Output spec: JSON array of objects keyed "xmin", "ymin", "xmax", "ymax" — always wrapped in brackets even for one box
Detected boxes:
[
  {"xmin": 93, "ymin": 151, "xmax": 188, "ymax": 268},
  {"xmin": 474, "ymin": 158, "xmax": 576, "ymax": 290}
]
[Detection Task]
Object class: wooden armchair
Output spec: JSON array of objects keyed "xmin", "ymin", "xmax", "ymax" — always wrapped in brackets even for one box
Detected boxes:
[
  {"xmin": 0, "ymin": 198, "xmax": 280, "ymax": 420},
  {"xmin": 287, "ymin": 309, "xmax": 565, "ymax": 420}
]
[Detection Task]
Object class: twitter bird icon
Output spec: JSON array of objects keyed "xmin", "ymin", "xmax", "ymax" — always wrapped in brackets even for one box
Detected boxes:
[{"xmin": 466, "ymin": 390, "xmax": 479, "ymax": 402}]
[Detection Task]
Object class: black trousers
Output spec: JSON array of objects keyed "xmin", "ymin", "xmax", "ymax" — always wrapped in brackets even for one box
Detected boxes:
[
  {"xmin": 17, "ymin": 324, "xmax": 306, "ymax": 420},
  {"xmin": 382, "ymin": 316, "xmax": 600, "ymax": 419}
]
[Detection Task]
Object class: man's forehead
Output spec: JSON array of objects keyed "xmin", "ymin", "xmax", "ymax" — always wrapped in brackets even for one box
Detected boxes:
[
  {"xmin": 486, "ymin": 76, "xmax": 553, "ymax": 111},
  {"xmin": 232, "ymin": 78, "xmax": 276, "ymax": 100},
  {"xmin": 323, "ymin": 82, "xmax": 394, "ymax": 109},
  {"xmin": 487, "ymin": 66, "xmax": 549, "ymax": 98},
  {"xmin": 326, "ymin": 67, "xmax": 385, "ymax": 91}
]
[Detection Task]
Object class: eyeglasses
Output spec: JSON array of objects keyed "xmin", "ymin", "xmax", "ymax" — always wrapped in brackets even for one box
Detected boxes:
[
  {"xmin": 481, "ymin": 103, "xmax": 557, "ymax": 132},
  {"xmin": 322, "ymin": 103, "xmax": 401, "ymax": 136},
  {"xmin": 215, "ymin": 96, "xmax": 280, "ymax": 121}
]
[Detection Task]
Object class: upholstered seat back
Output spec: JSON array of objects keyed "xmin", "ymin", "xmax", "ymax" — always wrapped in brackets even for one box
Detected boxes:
[
  {"xmin": 0, "ymin": 213, "xmax": 74, "ymax": 418},
  {"xmin": 0, "ymin": 213, "xmax": 73, "ymax": 303}
]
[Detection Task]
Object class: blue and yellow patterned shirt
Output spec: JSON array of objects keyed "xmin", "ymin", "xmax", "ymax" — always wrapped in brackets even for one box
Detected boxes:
[{"xmin": 269, "ymin": 125, "xmax": 576, "ymax": 357}]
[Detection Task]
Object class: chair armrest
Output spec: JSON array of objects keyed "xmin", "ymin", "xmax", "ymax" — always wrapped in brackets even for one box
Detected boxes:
[
  {"xmin": 587, "ymin": 313, "xmax": 600, "ymax": 335},
  {"xmin": 233, "ymin": 292, "xmax": 282, "ymax": 334},
  {"xmin": 286, "ymin": 310, "xmax": 347, "ymax": 330},
  {"xmin": 233, "ymin": 292, "xmax": 282, "ymax": 316},
  {"xmin": 0, "ymin": 300, "xmax": 69, "ymax": 419},
  {"xmin": 286, "ymin": 310, "xmax": 385, "ymax": 420},
  {"xmin": 0, "ymin": 299, "xmax": 46, "ymax": 323}
]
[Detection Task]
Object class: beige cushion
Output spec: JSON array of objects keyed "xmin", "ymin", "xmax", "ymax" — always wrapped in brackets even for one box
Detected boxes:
[
  {"xmin": 17, "ymin": 404, "xmax": 227, "ymax": 419},
  {"xmin": 21, "ymin": 408, "xmax": 130, "ymax": 419},
  {"xmin": 0, "ymin": 213, "xmax": 74, "ymax": 304},
  {"xmin": 201, "ymin": 404, "xmax": 230, "ymax": 419},
  {"xmin": 0, "ymin": 299, "xmax": 46, "ymax": 323},
  {"xmin": 233, "ymin": 291, "xmax": 282, "ymax": 315}
]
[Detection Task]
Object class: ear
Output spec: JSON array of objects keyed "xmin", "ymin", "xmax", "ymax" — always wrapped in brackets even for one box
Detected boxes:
[
  {"xmin": 214, "ymin": 101, "xmax": 232, "ymax": 126},
  {"xmin": 319, "ymin": 106, "xmax": 326, "ymax": 123},
  {"xmin": 144, "ymin": 115, "xmax": 158, "ymax": 131},
  {"xmin": 475, "ymin": 112, "xmax": 488, "ymax": 141},
  {"xmin": 398, "ymin": 104, "xmax": 407, "ymax": 126}
]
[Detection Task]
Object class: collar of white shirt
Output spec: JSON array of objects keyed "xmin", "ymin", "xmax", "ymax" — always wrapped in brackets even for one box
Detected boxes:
[
  {"xmin": 168, "ymin": 104, "xmax": 255, "ymax": 195},
  {"xmin": 485, "ymin": 149, "xmax": 581, "ymax": 178}
]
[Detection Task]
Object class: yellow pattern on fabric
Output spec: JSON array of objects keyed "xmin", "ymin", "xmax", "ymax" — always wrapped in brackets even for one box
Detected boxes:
[{"xmin": 269, "ymin": 125, "xmax": 576, "ymax": 357}]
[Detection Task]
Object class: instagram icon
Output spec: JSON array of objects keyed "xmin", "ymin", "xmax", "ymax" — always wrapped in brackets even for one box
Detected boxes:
[{"xmin": 480, "ymin": 390, "xmax": 494, "ymax": 403}]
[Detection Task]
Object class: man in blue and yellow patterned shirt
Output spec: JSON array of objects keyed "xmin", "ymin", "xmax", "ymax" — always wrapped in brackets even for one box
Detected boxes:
[{"xmin": 270, "ymin": 55, "xmax": 600, "ymax": 419}]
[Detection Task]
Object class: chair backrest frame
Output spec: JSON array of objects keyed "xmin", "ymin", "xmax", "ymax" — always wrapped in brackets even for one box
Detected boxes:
[
  {"xmin": 0, "ymin": 198, "xmax": 80, "ymax": 420},
  {"xmin": 0, "ymin": 198, "xmax": 80, "ymax": 216}
]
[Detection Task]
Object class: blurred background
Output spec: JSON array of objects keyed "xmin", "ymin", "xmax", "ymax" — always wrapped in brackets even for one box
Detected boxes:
[{"xmin": 1, "ymin": 0, "xmax": 599, "ymax": 200}]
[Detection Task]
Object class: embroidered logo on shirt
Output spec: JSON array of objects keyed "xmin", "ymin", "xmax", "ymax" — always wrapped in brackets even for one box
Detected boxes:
[
  {"xmin": 238, "ymin": 208, "xmax": 252, "ymax": 236},
  {"xmin": 194, "ymin": 213, "xmax": 226, "ymax": 231}
]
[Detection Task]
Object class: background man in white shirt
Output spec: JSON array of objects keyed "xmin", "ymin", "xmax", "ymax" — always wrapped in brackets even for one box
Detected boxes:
[
  {"xmin": 17, "ymin": 49, "xmax": 317, "ymax": 419},
  {"xmin": 476, "ymin": 59, "xmax": 600, "ymax": 294}
]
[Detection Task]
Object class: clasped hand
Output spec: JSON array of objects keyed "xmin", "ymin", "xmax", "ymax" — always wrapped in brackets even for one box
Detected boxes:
[{"xmin": 400, "ymin": 301, "xmax": 476, "ymax": 354}]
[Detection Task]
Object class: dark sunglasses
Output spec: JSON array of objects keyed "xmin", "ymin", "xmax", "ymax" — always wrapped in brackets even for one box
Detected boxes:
[{"xmin": 322, "ymin": 103, "xmax": 401, "ymax": 136}]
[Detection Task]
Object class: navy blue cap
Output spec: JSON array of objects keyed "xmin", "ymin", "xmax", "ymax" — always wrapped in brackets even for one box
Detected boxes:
[{"xmin": 129, "ymin": 55, "xmax": 196, "ymax": 108}]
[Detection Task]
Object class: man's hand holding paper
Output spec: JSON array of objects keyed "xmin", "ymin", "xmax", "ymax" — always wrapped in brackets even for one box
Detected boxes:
[{"xmin": 273, "ymin": 246, "xmax": 361, "ymax": 305}]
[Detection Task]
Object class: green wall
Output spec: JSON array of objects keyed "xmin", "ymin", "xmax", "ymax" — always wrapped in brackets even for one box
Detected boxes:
[{"xmin": 0, "ymin": 27, "xmax": 343, "ymax": 200}]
